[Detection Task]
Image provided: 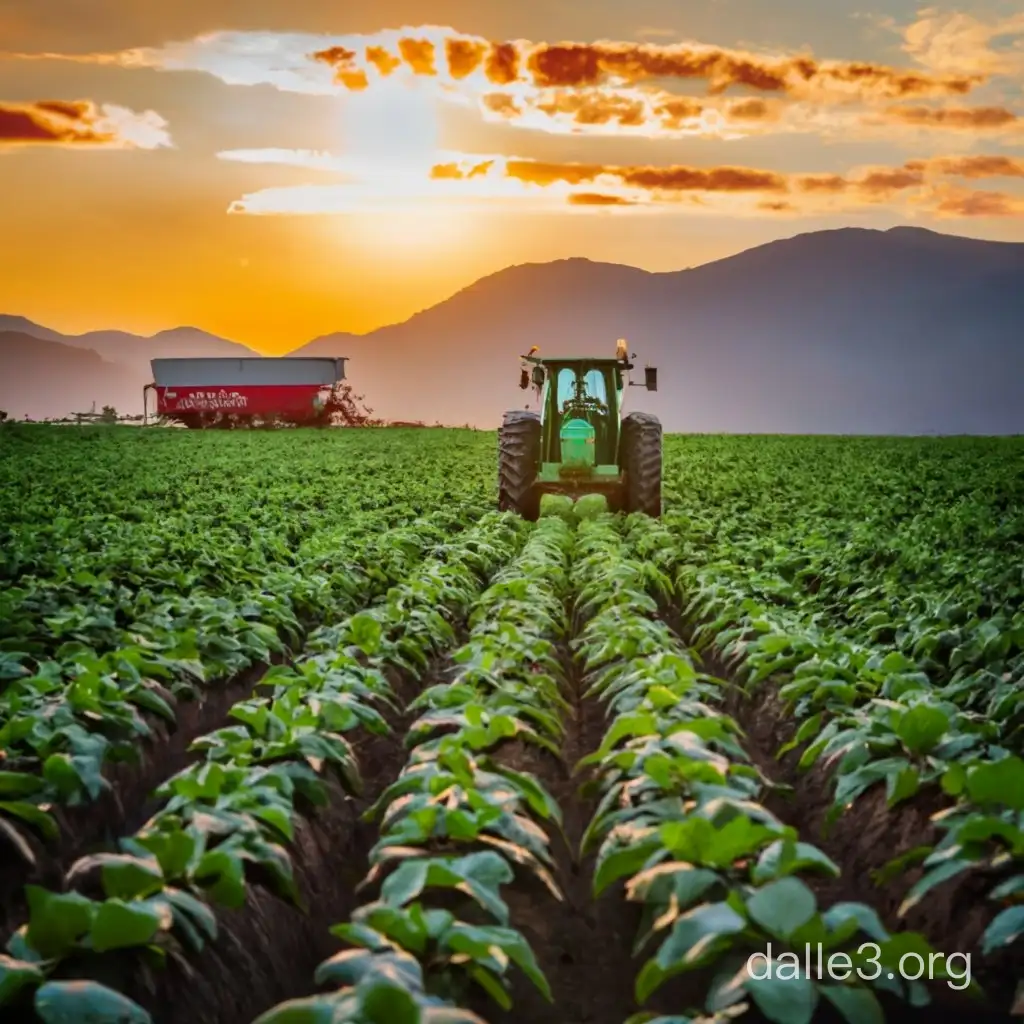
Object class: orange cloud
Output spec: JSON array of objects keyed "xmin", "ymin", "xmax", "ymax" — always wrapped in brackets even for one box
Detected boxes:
[
  {"xmin": 481, "ymin": 93, "xmax": 522, "ymax": 118},
  {"xmin": 759, "ymin": 199, "xmax": 798, "ymax": 213},
  {"xmin": 366, "ymin": 45, "xmax": 401, "ymax": 77},
  {"xmin": 18, "ymin": 29, "xmax": 996, "ymax": 146},
  {"xmin": 910, "ymin": 155, "xmax": 1024, "ymax": 179},
  {"xmin": 398, "ymin": 37, "xmax": 437, "ymax": 75},
  {"xmin": 617, "ymin": 165, "xmax": 787, "ymax": 193},
  {"xmin": 311, "ymin": 45, "xmax": 368, "ymax": 89},
  {"xmin": 429, "ymin": 159, "xmax": 494, "ymax": 180},
  {"xmin": 445, "ymin": 38, "xmax": 486, "ymax": 79},
  {"xmin": 795, "ymin": 174, "xmax": 848, "ymax": 193},
  {"xmin": 854, "ymin": 166, "xmax": 926, "ymax": 196},
  {"xmin": 475, "ymin": 85, "xmax": 790, "ymax": 140},
  {"xmin": 932, "ymin": 188, "xmax": 1024, "ymax": 217},
  {"xmin": 0, "ymin": 98, "xmax": 170, "ymax": 148},
  {"xmin": 568, "ymin": 192, "xmax": 636, "ymax": 206},
  {"xmin": 443, "ymin": 157, "xmax": 788, "ymax": 196},
  {"xmin": 486, "ymin": 42, "xmax": 520, "ymax": 85},
  {"xmin": 227, "ymin": 146, "xmax": 1024, "ymax": 222},
  {"xmin": 506, "ymin": 160, "xmax": 605, "ymax": 187},
  {"xmin": 884, "ymin": 103, "xmax": 1019, "ymax": 130},
  {"xmin": 533, "ymin": 90, "xmax": 647, "ymax": 127},
  {"xmin": 419, "ymin": 150, "xmax": 1024, "ymax": 218},
  {"xmin": 307, "ymin": 29, "xmax": 979, "ymax": 100}
]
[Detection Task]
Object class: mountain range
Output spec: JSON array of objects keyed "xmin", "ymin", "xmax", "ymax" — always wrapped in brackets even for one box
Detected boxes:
[{"xmin": 3, "ymin": 225, "xmax": 1023, "ymax": 433}]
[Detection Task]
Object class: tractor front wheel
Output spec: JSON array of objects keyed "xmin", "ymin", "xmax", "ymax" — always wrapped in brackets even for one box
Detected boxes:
[
  {"xmin": 498, "ymin": 410, "xmax": 541, "ymax": 520},
  {"xmin": 621, "ymin": 411, "xmax": 662, "ymax": 517}
]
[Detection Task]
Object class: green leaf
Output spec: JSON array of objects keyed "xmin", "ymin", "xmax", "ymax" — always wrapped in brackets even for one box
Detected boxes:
[
  {"xmin": 747, "ymin": 878, "xmax": 817, "ymax": 940},
  {"xmin": 193, "ymin": 848, "xmax": 246, "ymax": 908},
  {"xmin": 0, "ymin": 802, "xmax": 58, "ymax": 841},
  {"xmin": 42, "ymin": 756, "xmax": 82, "ymax": 802},
  {"xmin": 898, "ymin": 859, "xmax": 974, "ymax": 916},
  {"xmin": 594, "ymin": 840, "xmax": 662, "ymax": 896},
  {"xmin": 25, "ymin": 887, "xmax": 96, "ymax": 959},
  {"xmin": 90, "ymin": 899, "xmax": 170, "ymax": 953},
  {"xmin": 34, "ymin": 981, "xmax": 152, "ymax": 1024},
  {"xmin": 379, "ymin": 860, "xmax": 429, "ymax": 907},
  {"xmin": 68, "ymin": 853, "xmax": 165, "ymax": 901},
  {"xmin": 886, "ymin": 766, "xmax": 919, "ymax": 806},
  {"xmin": 940, "ymin": 763, "xmax": 967, "ymax": 797},
  {"xmin": 820, "ymin": 985, "xmax": 884, "ymax": 1024},
  {"xmin": 779, "ymin": 714, "xmax": 822, "ymax": 757},
  {"xmin": 134, "ymin": 830, "xmax": 198, "ymax": 880},
  {"xmin": 640, "ymin": 902, "xmax": 746, "ymax": 999},
  {"xmin": 315, "ymin": 948, "xmax": 422, "ymax": 991},
  {"xmin": 745, "ymin": 972, "xmax": 818, "ymax": 1024},
  {"xmin": 251, "ymin": 997, "xmax": 341, "ymax": 1024},
  {"xmin": 753, "ymin": 840, "xmax": 840, "ymax": 883},
  {"xmin": 0, "ymin": 772, "xmax": 45, "ymax": 798},
  {"xmin": 0, "ymin": 954, "xmax": 45, "ymax": 1004},
  {"xmin": 359, "ymin": 979, "xmax": 420, "ymax": 1024},
  {"xmin": 981, "ymin": 906, "xmax": 1024, "ymax": 954},
  {"xmin": 896, "ymin": 705, "xmax": 949, "ymax": 755},
  {"xmin": 966, "ymin": 757, "xmax": 1024, "ymax": 811},
  {"xmin": 164, "ymin": 888, "xmax": 218, "ymax": 943}
]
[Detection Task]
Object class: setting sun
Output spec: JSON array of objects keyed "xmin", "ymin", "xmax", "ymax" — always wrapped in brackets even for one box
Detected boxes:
[{"xmin": 341, "ymin": 75, "xmax": 440, "ymax": 173}]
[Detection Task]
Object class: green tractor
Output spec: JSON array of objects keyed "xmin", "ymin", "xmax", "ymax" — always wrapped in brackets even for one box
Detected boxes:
[{"xmin": 498, "ymin": 340, "xmax": 662, "ymax": 520}]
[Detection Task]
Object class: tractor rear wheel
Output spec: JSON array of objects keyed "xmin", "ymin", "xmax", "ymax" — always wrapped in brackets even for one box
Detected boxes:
[
  {"xmin": 621, "ymin": 411, "xmax": 662, "ymax": 517},
  {"xmin": 498, "ymin": 410, "xmax": 541, "ymax": 520}
]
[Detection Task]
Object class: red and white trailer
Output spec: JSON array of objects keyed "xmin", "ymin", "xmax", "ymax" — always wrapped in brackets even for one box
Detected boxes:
[{"xmin": 143, "ymin": 357, "xmax": 369, "ymax": 427}]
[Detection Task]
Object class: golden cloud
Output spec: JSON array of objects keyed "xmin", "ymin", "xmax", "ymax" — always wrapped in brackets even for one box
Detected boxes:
[
  {"xmin": 931, "ymin": 188, "xmax": 1024, "ymax": 217},
  {"xmin": 568, "ymin": 192, "xmax": 637, "ymax": 206},
  {"xmin": 909, "ymin": 154, "xmax": 1024, "ymax": 179},
  {"xmin": 305, "ymin": 29, "xmax": 979, "ymax": 101},
  {"xmin": 884, "ymin": 103, "xmax": 1019, "ymax": 130},
  {"xmin": 0, "ymin": 98, "xmax": 171, "ymax": 148}
]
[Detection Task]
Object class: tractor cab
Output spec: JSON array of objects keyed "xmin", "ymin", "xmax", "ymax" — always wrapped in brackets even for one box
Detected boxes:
[
  {"xmin": 499, "ymin": 341, "xmax": 662, "ymax": 520},
  {"xmin": 524, "ymin": 358, "xmax": 626, "ymax": 470}
]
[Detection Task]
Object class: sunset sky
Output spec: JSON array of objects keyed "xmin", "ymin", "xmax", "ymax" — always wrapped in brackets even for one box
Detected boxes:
[{"xmin": 2, "ymin": 0, "xmax": 1023, "ymax": 352}]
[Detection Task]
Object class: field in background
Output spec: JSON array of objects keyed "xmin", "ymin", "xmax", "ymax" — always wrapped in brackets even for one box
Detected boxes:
[{"xmin": 0, "ymin": 425, "xmax": 1021, "ymax": 1024}]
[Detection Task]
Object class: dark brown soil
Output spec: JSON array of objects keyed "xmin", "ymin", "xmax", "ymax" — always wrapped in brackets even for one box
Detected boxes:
[
  {"xmin": 0, "ymin": 658, "xmax": 282, "ymax": 945},
  {"xmin": 470, "ymin": 650, "xmax": 652, "ymax": 1024}
]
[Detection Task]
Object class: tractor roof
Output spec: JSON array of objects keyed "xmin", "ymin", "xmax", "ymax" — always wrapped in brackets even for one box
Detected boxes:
[{"xmin": 525, "ymin": 355, "xmax": 627, "ymax": 366}]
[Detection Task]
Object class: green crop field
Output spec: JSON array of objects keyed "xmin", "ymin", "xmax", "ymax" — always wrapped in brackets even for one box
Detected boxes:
[{"xmin": 0, "ymin": 425, "xmax": 1021, "ymax": 1024}]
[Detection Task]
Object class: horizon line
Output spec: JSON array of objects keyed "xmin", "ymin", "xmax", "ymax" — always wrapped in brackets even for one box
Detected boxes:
[{"xmin": 0, "ymin": 223, "xmax": 984, "ymax": 352}]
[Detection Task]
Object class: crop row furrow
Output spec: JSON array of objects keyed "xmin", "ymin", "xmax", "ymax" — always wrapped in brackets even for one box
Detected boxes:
[
  {"xmin": 572, "ymin": 514, "xmax": 959, "ymax": 1024},
  {"xmin": 0, "ymin": 511, "xmax": 524, "ymax": 1024},
  {"xmin": 0, "ymin": 507, "xmax": 478, "ymax": 877},
  {"xmin": 673, "ymin": 541, "xmax": 1024, "ymax": 965},
  {"xmin": 253, "ymin": 516, "xmax": 576, "ymax": 1024}
]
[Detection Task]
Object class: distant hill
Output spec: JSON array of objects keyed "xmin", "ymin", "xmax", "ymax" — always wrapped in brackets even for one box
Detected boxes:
[
  {"xmin": 4, "ymin": 226, "xmax": 1024, "ymax": 431},
  {"xmin": 290, "ymin": 226, "xmax": 1024, "ymax": 433},
  {"xmin": 0, "ymin": 321, "xmax": 259, "ymax": 419},
  {"xmin": 68, "ymin": 326, "xmax": 257, "ymax": 369},
  {"xmin": 0, "ymin": 332, "xmax": 142, "ymax": 420}
]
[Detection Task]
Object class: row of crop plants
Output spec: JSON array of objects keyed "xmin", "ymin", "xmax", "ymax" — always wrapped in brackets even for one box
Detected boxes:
[
  {"xmin": 0, "ymin": 511, "xmax": 523, "ymax": 1022},
  {"xmin": 252, "ymin": 516, "xmax": 576, "ymax": 1023},
  {"xmin": 667, "ymin": 508, "xmax": 1024, "ymax": 963},
  {"xmin": 0, "ymin": 505, "xmax": 482, "ymax": 874},
  {"xmin": 568, "ymin": 514, "xmax": 958, "ymax": 1024}
]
